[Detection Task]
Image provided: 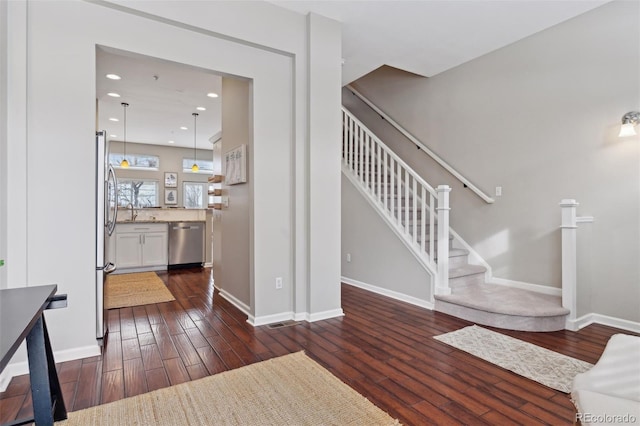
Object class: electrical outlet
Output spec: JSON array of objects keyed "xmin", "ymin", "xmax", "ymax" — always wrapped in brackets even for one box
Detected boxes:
[
  {"xmin": 495, "ymin": 186, "xmax": 502, "ymax": 197},
  {"xmin": 346, "ymin": 253, "xmax": 351, "ymax": 263},
  {"xmin": 275, "ymin": 277, "xmax": 283, "ymax": 289}
]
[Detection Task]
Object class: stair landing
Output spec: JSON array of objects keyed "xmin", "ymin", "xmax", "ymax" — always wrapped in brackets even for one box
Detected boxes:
[{"xmin": 435, "ymin": 283, "xmax": 569, "ymax": 332}]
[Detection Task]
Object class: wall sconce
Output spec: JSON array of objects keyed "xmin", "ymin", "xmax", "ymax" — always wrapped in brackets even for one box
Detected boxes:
[{"xmin": 618, "ymin": 111, "xmax": 639, "ymax": 137}]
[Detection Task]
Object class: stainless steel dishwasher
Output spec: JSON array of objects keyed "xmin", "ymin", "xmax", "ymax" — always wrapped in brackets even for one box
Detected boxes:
[{"xmin": 168, "ymin": 221, "xmax": 205, "ymax": 269}]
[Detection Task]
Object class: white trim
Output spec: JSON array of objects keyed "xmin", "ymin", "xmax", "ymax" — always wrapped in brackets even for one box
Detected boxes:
[
  {"xmin": 204, "ymin": 261, "xmax": 212, "ymax": 268},
  {"xmin": 570, "ymin": 313, "xmax": 640, "ymax": 334},
  {"xmin": 342, "ymin": 276, "xmax": 434, "ymax": 310},
  {"xmin": 293, "ymin": 312, "xmax": 308, "ymax": 322},
  {"xmin": 308, "ymin": 308, "xmax": 344, "ymax": 322},
  {"xmin": 248, "ymin": 311, "xmax": 294, "ymax": 327},
  {"xmin": 219, "ymin": 289, "xmax": 250, "ymax": 316},
  {"xmin": 488, "ymin": 276, "xmax": 562, "ymax": 296},
  {"xmin": 0, "ymin": 344, "xmax": 101, "ymax": 392}
]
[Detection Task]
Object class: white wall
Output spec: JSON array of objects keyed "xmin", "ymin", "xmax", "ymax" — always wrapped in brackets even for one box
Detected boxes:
[
  {"xmin": 347, "ymin": 1, "xmax": 639, "ymax": 322},
  {"xmin": 1, "ymin": 0, "xmax": 342, "ymax": 375}
]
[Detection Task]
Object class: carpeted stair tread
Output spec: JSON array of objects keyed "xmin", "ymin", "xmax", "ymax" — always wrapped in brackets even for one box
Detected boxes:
[
  {"xmin": 449, "ymin": 263, "xmax": 486, "ymax": 279},
  {"xmin": 435, "ymin": 283, "xmax": 569, "ymax": 317}
]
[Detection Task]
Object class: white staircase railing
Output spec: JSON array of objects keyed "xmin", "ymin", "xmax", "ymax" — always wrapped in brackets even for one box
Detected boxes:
[
  {"xmin": 346, "ymin": 85, "xmax": 495, "ymax": 204},
  {"xmin": 342, "ymin": 106, "xmax": 452, "ymax": 296}
]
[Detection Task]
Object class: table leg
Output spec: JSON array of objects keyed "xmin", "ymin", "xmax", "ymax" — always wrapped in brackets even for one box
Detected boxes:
[{"xmin": 26, "ymin": 315, "xmax": 67, "ymax": 425}]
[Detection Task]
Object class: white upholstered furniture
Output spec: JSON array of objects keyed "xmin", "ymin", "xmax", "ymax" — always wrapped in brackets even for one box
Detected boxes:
[{"xmin": 571, "ymin": 334, "xmax": 640, "ymax": 425}]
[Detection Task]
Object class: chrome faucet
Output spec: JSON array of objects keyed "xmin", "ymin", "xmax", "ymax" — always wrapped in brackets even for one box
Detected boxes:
[{"xmin": 126, "ymin": 203, "xmax": 137, "ymax": 221}]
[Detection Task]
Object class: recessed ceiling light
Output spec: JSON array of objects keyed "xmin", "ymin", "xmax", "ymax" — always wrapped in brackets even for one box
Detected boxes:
[
  {"xmin": 110, "ymin": 134, "xmax": 118, "ymax": 138},
  {"xmin": 109, "ymin": 118, "xmax": 119, "ymax": 122},
  {"xmin": 106, "ymin": 74, "xmax": 121, "ymax": 80},
  {"xmin": 196, "ymin": 106, "xmax": 206, "ymax": 111},
  {"xmin": 180, "ymin": 126, "xmax": 188, "ymax": 130},
  {"xmin": 206, "ymin": 92, "xmax": 218, "ymax": 98},
  {"xmin": 168, "ymin": 140, "xmax": 175, "ymax": 144},
  {"xmin": 107, "ymin": 92, "xmax": 121, "ymax": 98}
]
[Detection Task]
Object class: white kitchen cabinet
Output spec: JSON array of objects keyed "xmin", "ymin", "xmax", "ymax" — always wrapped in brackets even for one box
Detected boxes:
[{"xmin": 114, "ymin": 223, "xmax": 168, "ymax": 273}]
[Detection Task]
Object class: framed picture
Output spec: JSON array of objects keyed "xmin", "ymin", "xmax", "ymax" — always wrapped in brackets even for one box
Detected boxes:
[
  {"xmin": 224, "ymin": 144, "xmax": 247, "ymax": 185},
  {"xmin": 164, "ymin": 172, "xmax": 178, "ymax": 188},
  {"xmin": 164, "ymin": 189, "xmax": 177, "ymax": 205}
]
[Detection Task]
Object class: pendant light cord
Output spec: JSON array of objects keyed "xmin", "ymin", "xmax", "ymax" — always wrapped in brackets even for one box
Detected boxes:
[{"xmin": 122, "ymin": 102, "xmax": 129, "ymax": 159}]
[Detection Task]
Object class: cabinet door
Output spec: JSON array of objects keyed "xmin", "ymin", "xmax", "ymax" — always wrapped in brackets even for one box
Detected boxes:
[
  {"xmin": 142, "ymin": 232, "xmax": 168, "ymax": 267},
  {"xmin": 115, "ymin": 233, "xmax": 142, "ymax": 268}
]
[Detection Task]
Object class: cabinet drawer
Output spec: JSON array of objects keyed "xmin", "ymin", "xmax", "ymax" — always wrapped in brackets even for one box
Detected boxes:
[{"xmin": 116, "ymin": 223, "xmax": 167, "ymax": 234}]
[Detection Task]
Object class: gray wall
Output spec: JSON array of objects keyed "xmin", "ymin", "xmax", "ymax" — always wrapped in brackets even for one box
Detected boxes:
[
  {"xmin": 218, "ymin": 77, "xmax": 251, "ymax": 308},
  {"xmin": 110, "ymin": 141, "xmax": 211, "ymax": 208},
  {"xmin": 342, "ymin": 175, "xmax": 432, "ymax": 302},
  {"xmin": 346, "ymin": 0, "xmax": 639, "ymax": 322}
]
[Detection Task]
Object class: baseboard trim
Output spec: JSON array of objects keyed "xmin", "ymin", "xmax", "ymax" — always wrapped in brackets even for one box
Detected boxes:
[
  {"xmin": 308, "ymin": 308, "xmax": 345, "ymax": 322},
  {"xmin": 219, "ymin": 289, "xmax": 251, "ymax": 317},
  {"xmin": 570, "ymin": 313, "xmax": 640, "ymax": 333},
  {"xmin": 248, "ymin": 311, "xmax": 294, "ymax": 327},
  {"xmin": 0, "ymin": 344, "xmax": 101, "ymax": 392},
  {"xmin": 204, "ymin": 262, "xmax": 213, "ymax": 268},
  {"xmin": 342, "ymin": 276, "xmax": 434, "ymax": 310},
  {"xmin": 488, "ymin": 277, "xmax": 562, "ymax": 296}
]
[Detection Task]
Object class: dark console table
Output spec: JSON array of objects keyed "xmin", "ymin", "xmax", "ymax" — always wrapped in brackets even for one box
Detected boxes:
[{"xmin": 0, "ymin": 285, "xmax": 68, "ymax": 425}]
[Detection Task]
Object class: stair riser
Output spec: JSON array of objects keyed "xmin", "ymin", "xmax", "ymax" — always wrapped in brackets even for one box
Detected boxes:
[{"xmin": 449, "ymin": 272, "xmax": 485, "ymax": 289}]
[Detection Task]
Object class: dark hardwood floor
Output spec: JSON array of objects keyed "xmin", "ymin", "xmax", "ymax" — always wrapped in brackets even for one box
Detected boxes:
[{"xmin": 0, "ymin": 268, "xmax": 632, "ymax": 425}]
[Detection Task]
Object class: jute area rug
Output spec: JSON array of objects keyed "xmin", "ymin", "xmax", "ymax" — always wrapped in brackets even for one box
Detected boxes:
[
  {"xmin": 105, "ymin": 272, "xmax": 175, "ymax": 309},
  {"xmin": 434, "ymin": 325, "xmax": 593, "ymax": 393},
  {"xmin": 60, "ymin": 351, "xmax": 399, "ymax": 426}
]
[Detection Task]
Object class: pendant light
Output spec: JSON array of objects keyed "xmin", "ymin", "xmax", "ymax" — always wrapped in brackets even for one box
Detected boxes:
[
  {"xmin": 191, "ymin": 112, "xmax": 199, "ymax": 172},
  {"xmin": 120, "ymin": 102, "xmax": 130, "ymax": 168}
]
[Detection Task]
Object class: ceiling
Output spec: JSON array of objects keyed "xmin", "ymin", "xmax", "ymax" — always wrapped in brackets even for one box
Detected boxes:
[
  {"xmin": 96, "ymin": 46, "xmax": 221, "ymax": 151},
  {"xmin": 272, "ymin": 0, "xmax": 610, "ymax": 84},
  {"xmin": 96, "ymin": 1, "xmax": 610, "ymax": 149}
]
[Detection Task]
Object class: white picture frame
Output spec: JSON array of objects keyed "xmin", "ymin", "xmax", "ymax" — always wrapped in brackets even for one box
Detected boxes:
[
  {"xmin": 164, "ymin": 188, "xmax": 178, "ymax": 205},
  {"xmin": 224, "ymin": 144, "xmax": 247, "ymax": 185},
  {"xmin": 164, "ymin": 172, "xmax": 178, "ymax": 188}
]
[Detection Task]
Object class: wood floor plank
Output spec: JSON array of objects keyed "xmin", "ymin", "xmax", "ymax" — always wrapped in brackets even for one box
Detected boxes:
[
  {"xmin": 73, "ymin": 360, "xmax": 102, "ymax": 410},
  {"xmin": 101, "ymin": 369, "xmax": 124, "ymax": 404},
  {"xmin": 123, "ymin": 358, "xmax": 148, "ymax": 398},
  {"xmin": 145, "ymin": 367, "xmax": 170, "ymax": 392}
]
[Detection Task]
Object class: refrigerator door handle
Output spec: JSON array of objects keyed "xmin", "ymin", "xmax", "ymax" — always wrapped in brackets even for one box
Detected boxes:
[{"xmin": 106, "ymin": 165, "xmax": 118, "ymax": 236}]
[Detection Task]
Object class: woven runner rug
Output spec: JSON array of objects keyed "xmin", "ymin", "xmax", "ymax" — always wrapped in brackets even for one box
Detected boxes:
[
  {"xmin": 105, "ymin": 272, "xmax": 175, "ymax": 309},
  {"xmin": 60, "ymin": 351, "xmax": 399, "ymax": 425},
  {"xmin": 434, "ymin": 325, "xmax": 592, "ymax": 392}
]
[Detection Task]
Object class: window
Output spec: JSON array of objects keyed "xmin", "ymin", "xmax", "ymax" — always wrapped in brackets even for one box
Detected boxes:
[
  {"xmin": 117, "ymin": 179, "xmax": 159, "ymax": 207},
  {"xmin": 109, "ymin": 153, "xmax": 160, "ymax": 170},
  {"xmin": 183, "ymin": 158, "xmax": 213, "ymax": 173},
  {"xmin": 183, "ymin": 182, "xmax": 207, "ymax": 209}
]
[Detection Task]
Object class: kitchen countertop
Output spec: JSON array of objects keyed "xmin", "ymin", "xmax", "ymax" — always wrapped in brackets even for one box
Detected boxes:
[{"xmin": 116, "ymin": 220, "xmax": 205, "ymax": 224}]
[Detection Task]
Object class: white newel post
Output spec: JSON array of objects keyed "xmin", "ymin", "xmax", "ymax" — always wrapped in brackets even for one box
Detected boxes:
[
  {"xmin": 436, "ymin": 185, "xmax": 452, "ymax": 296},
  {"xmin": 560, "ymin": 199, "xmax": 578, "ymax": 330}
]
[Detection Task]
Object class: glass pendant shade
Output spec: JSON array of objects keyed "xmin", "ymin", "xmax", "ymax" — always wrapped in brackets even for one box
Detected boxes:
[
  {"xmin": 191, "ymin": 163, "xmax": 199, "ymax": 172},
  {"xmin": 120, "ymin": 158, "xmax": 130, "ymax": 168},
  {"xmin": 618, "ymin": 123, "xmax": 637, "ymax": 137}
]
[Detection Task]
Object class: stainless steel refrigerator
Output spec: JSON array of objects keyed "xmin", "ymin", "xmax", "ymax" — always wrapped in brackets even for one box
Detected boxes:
[{"xmin": 95, "ymin": 131, "xmax": 118, "ymax": 340}]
